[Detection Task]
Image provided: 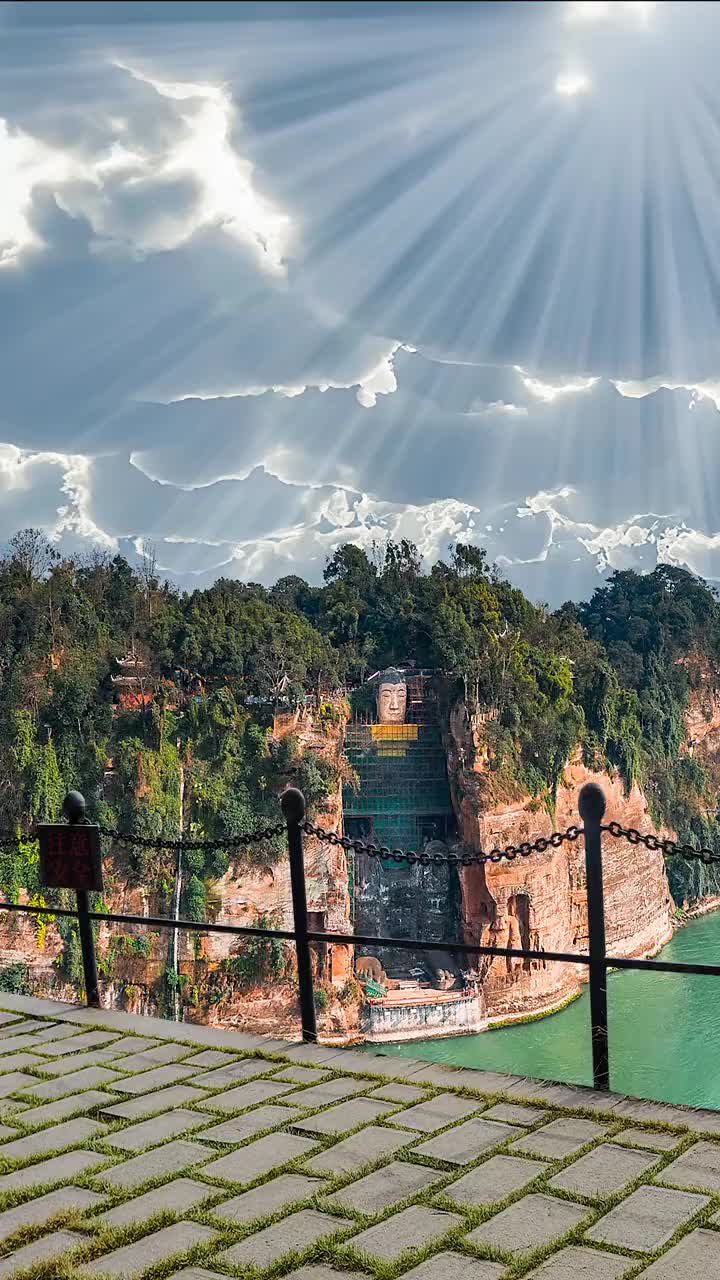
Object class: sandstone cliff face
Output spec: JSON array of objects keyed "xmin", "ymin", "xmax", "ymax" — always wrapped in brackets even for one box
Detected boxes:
[{"xmin": 446, "ymin": 702, "xmax": 674, "ymax": 1019}]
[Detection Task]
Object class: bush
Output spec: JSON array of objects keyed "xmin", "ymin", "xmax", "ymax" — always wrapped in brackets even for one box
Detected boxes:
[
  {"xmin": 314, "ymin": 987, "xmax": 330, "ymax": 1011},
  {"xmin": 0, "ymin": 964, "xmax": 30, "ymax": 995},
  {"xmin": 184, "ymin": 874, "xmax": 206, "ymax": 922},
  {"xmin": 339, "ymin": 978, "xmax": 362, "ymax": 1006}
]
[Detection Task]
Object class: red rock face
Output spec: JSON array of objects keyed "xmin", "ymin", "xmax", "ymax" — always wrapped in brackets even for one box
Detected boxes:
[{"xmin": 447, "ymin": 706, "xmax": 674, "ymax": 1020}]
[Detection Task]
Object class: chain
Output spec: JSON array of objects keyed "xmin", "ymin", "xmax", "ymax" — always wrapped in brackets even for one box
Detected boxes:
[
  {"xmin": 96, "ymin": 822, "xmax": 286, "ymax": 852},
  {"xmin": 602, "ymin": 821, "xmax": 720, "ymax": 865},
  {"xmin": 302, "ymin": 820, "xmax": 583, "ymax": 866}
]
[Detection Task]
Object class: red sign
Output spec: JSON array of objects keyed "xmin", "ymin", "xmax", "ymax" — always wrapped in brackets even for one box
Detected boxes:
[{"xmin": 36, "ymin": 825, "xmax": 103, "ymax": 892}]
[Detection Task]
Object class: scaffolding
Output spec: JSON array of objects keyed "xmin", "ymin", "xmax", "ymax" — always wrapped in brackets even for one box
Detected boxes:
[{"xmin": 343, "ymin": 677, "xmax": 455, "ymax": 852}]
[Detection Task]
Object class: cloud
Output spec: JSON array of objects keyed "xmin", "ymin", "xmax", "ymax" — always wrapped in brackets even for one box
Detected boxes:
[{"xmin": 0, "ymin": 60, "xmax": 291, "ymax": 270}]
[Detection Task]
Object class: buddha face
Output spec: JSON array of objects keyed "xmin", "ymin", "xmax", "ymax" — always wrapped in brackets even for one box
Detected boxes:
[{"xmin": 377, "ymin": 676, "xmax": 407, "ymax": 724}]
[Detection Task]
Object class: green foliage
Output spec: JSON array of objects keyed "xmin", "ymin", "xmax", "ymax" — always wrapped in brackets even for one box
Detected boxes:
[
  {"xmin": 1, "ymin": 527, "xmax": 720, "ymax": 918},
  {"xmin": 0, "ymin": 964, "xmax": 30, "ymax": 994},
  {"xmin": 183, "ymin": 874, "xmax": 206, "ymax": 922},
  {"xmin": 314, "ymin": 987, "xmax": 330, "ymax": 1011},
  {"xmin": 223, "ymin": 914, "xmax": 285, "ymax": 989}
]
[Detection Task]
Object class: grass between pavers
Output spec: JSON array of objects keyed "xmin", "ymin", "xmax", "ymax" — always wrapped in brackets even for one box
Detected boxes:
[{"xmin": 2, "ymin": 1011, "xmax": 720, "ymax": 1278}]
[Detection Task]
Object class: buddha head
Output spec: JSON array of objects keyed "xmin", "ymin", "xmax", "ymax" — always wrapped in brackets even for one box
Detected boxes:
[{"xmin": 376, "ymin": 668, "xmax": 408, "ymax": 724}]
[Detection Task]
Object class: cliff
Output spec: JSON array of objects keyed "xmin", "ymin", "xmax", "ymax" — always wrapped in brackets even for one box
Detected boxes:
[{"xmin": 446, "ymin": 701, "xmax": 674, "ymax": 1020}]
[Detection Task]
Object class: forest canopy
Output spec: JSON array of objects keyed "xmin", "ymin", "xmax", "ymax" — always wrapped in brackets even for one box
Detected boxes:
[{"xmin": 1, "ymin": 529, "xmax": 719, "ymax": 902}]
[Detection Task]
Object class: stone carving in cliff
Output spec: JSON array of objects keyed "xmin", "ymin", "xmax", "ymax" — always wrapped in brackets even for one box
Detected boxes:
[{"xmin": 446, "ymin": 701, "xmax": 674, "ymax": 1020}]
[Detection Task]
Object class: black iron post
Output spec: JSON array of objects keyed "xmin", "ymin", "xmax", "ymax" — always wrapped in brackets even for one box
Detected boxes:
[
  {"xmin": 62, "ymin": 791, "xmax": 100, "ymax": 1009},
  {"xmin": 281, "ymin": 787, "xmax": 317, "ymax": 1043},
  {"xmin": 579, "ymin": 782, "xmax": 609, "ymax": 1091}
]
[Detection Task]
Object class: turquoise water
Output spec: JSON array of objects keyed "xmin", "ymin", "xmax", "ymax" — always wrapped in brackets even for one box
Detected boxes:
[{"xmin": 371, "ymin": 911, "xmax": 720, "ymax": 1109}]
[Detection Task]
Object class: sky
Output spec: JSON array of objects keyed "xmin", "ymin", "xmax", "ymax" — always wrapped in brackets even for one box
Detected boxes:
[{"xmin": 2, "ymin": 0, "xmax": 720, "ymax": 606}]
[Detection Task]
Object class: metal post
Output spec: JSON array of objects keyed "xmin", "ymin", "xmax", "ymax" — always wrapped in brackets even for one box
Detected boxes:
[
  {"xmin": 579, "ymin": 782, "xmax": 609, "ymax": 1091},
  {"xmin": 62, "ymin": 791, "xmax": 100, "ymax": 1009},
  {"xmin": 281, "ymin": 788, "xmax": 317, "ymax": 1043}
]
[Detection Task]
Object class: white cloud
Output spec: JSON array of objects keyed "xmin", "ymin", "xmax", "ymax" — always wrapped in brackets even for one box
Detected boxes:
[
  {"xmin": 515, "ymin": 367, "xmax": 599, "ymax": 401},
  {"xmin": 0, "ymin": 62, "xmax": 292, "ymax": 271},
  {"xmin": 614, "ymin": 376, "xmax": 720, "ymax": 412}
]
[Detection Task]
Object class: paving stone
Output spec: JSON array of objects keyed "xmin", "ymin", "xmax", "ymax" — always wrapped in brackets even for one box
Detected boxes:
[
  {"xmin": 283, "ymin": 1077, "xmax": 369, "ymax": 1108},
  {"xmin": 388, "ymin": 1092, "xmax": 480, "ymax": 1133},
  {"xmin": 96, "ymin": 1178, "xmax": 219, "ymax": 1230},
  {"xmin": 346, "ymin": 1204, "xmax": 463, "ymax": 1263},
  {"xmin": 17, "ymin": 1065, "xmax": 121, "ymax": 1100},
  {"xmin": 96, "ymin": 1139, "xmax": 215, "ymax": 1191},
  {"xmin": 17, "ymin": 1089, "xmax": 118, "ymax": 1127},
  {"xmin": 305, "ymin": 1125, "xmax": 415, "ymax": 1177},
  {"xmin": 100, "ymin": 1085, "xmax": 211, "ymax": 1122},
  {"xmin": 0, "ymin": 1128, "xmax": 16, "ymax": 1143},
  {"xmin": 635, "ymin": 1228, "xmax": 720, "ymax": 1277},
  {"xmin": 274, "ymin": 1065, "xmax": 332, "ymax": 1085},
  {"xmin": 166, "ymin": 1272, "xmax": 227, "ymax": 1280},
  {"xmin": 78, "ymin": 1220, "xmax": 219, "ymax": 1278},
  {"xmin": 0, "ymin": 1035, "xmax": 54, "ymax": 1055},
  {"xmin": 680, "ymin": 1108, "xmax": 720, "ymax": 1136},
  {"xmin": 586, "ymin": 1184, "xmax": 709, "ymax": 1252},
  {"xmin": 508, "ymin": 1080, "xmax": 624, "ymax": 1112},
  {"xmin": 328, "ymin": 1159, "xmax": 441, "ymax": 1214},
  {"xmin": 0, "ymin": 1228, "xmax": 87, "ymax": 1277},
  {"xmin": 0, "ymin": 1186, "xmax": 103, "ymax": 1244},
  {"xmin": 656, "ymin": 1139, "xmax": 720, "ymax": 1191},
  {"xmin": 166, "ymin": 1272, "xmax": 226, "ymax": 1280},
  {"xmin": 467, "ymin": 1192, "xmax": 590, "ymax": 1256},
  {"xmin": 195, "ymin": 1077, "xmax": 294, "ymax": 1113},
  {"xmin": 511, "ymin": 1117, "xmax": 609, "ymax": 1160},
  {"xmin": 40, "ymin": 1030, "xmax": 119, "ymax": 1057},
  {"xmin": 35, "ymin": 1048, "xmax": 124, "ymax": 1076},
  {"xmin": 0, "ymin": 1117, "xmax": 106, "ymax": 1162},
  {"xmin": 201, "ymin": 1104, "xmax": 301, "ymax": 1143},
  {"xmin": 482, "ymin": 1102, "xmax": 547, "ymax": 1125},
  {"xmin": 523, "ymin": 1245, "xmax": 633, "ymax": 1278},
  {"xmin": 105, "ymin": 1109, "xmax": 212, "ymax": 1152},
  {"xmin": 614, "ymin": 1128, "xmax": 683, "ymax": 1151},
  {"xmin": 100, "ymin": 1037, "xmax": 160, "ymax": 1056},
  {"xmin": 0, "ymin": 1072, "xmax": 37, "ymax": 1098},
  {"xmin": 443, "ymin": 1153, "xmax": 545, "ymax": 1207},
  {"xmin": 0, "ymin": 1020, "xmax": 53, "ymax": 1039},
  {"xmin": 219, "ymin": 1207, "xmax": 349, "ymax": 1269},
  {"xmin": 188, "ymin": 1059, "xmax": 276, "ymax": 1089},
  {"xmin": 30, "ymin": 1024, "xmax": 99, "ymax": 1045},
  {"xmin": 0, "ymin": 1053, "xmax": 47, "ymax": 1073},
  {"xmin": 182, "ymin": 1050, "xmax": 236, "ymax": 1069},
  {"xmin": 281, "ymin": 1044, "xmax": 348, "ymax": 1065},
  {"xmin": 110, "ymin": 1043, "xmax": 192, "ymax": 1071},
  {"xmin": 293, "ymin": 1096, "xmax": 397, "ymax": 1137},
  {"xmin": 415, "ymin": 1116, "xmax": 521, "ymax": 1165},
  {"xmin": 0, "ymin": 1015, "xmax": 22, "ymax": 1029},
  {"xmin": 282, "ymin": 1269, "xmax": 367, "ymax": 1280},
  {"xmin": 397, "ymin": 1254, "xmax": 505, "ymax": 1280},
  {"xmin": 214, "ymin": 1172, "xmax": 321, "ymax": 1225},
  {"xmin": 369, "ymin": 1082, "xmax": 427, "ymax": 1104},
  {"xmin": 549, "ymin": 1142, "xmax": 659, "ymax": 1199},
  {"xmin": 109, "ymin": 1063, "xmax": 196, "ymax": 1094},
  {"xmin": 614, "ymin": 1098, "xmax": 692, "ymax": 1126},
  {"xmin": 203, "ymin": 1131, "xmax": 318, "ymax": 1184},
  {"xmin": 0, "ymin": 1149, "xmax": 107, "ymax": 1194}
]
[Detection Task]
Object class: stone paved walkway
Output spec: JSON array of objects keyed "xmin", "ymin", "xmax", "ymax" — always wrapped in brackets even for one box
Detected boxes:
[{"xmin": 0, "ymin": 997, "xmax": 718, "ymax": 1277}]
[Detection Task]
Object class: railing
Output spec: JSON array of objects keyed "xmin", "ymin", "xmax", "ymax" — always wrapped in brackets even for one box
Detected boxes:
[{"xmin": 2, "ymin": 781, "xmax": 720, "ymax": 1093}]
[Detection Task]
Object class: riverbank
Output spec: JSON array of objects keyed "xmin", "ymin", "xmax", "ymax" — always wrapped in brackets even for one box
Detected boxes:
[{"xmin": 367, "ymin": 907, "xmax": 720, "ymax": 1110}]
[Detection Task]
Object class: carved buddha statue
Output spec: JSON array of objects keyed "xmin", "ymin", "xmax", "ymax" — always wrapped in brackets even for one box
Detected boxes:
[{"xmin": 376, "ymin": 668, "xmax": 408, "ymax": 725}]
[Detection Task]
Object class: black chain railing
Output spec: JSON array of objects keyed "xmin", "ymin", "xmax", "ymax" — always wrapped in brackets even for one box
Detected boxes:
[
  {"xmin": 2, "ymin": 784, "xmax": 720, "ymax": 1093},
  {"xmin": 302, "ymin": 821, "xmax": 583, "ymax": 865}
]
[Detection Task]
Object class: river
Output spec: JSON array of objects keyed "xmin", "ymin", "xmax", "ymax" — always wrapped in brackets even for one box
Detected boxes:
[{"xmin": 370, "ymin": 909, "xmax": 720, "ymax": 1110}]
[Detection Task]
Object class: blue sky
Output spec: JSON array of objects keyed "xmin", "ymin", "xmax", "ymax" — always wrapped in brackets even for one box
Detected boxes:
[{"xmin": 2, "ymin": 0, "xmax": 720, "ymax": 604}]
